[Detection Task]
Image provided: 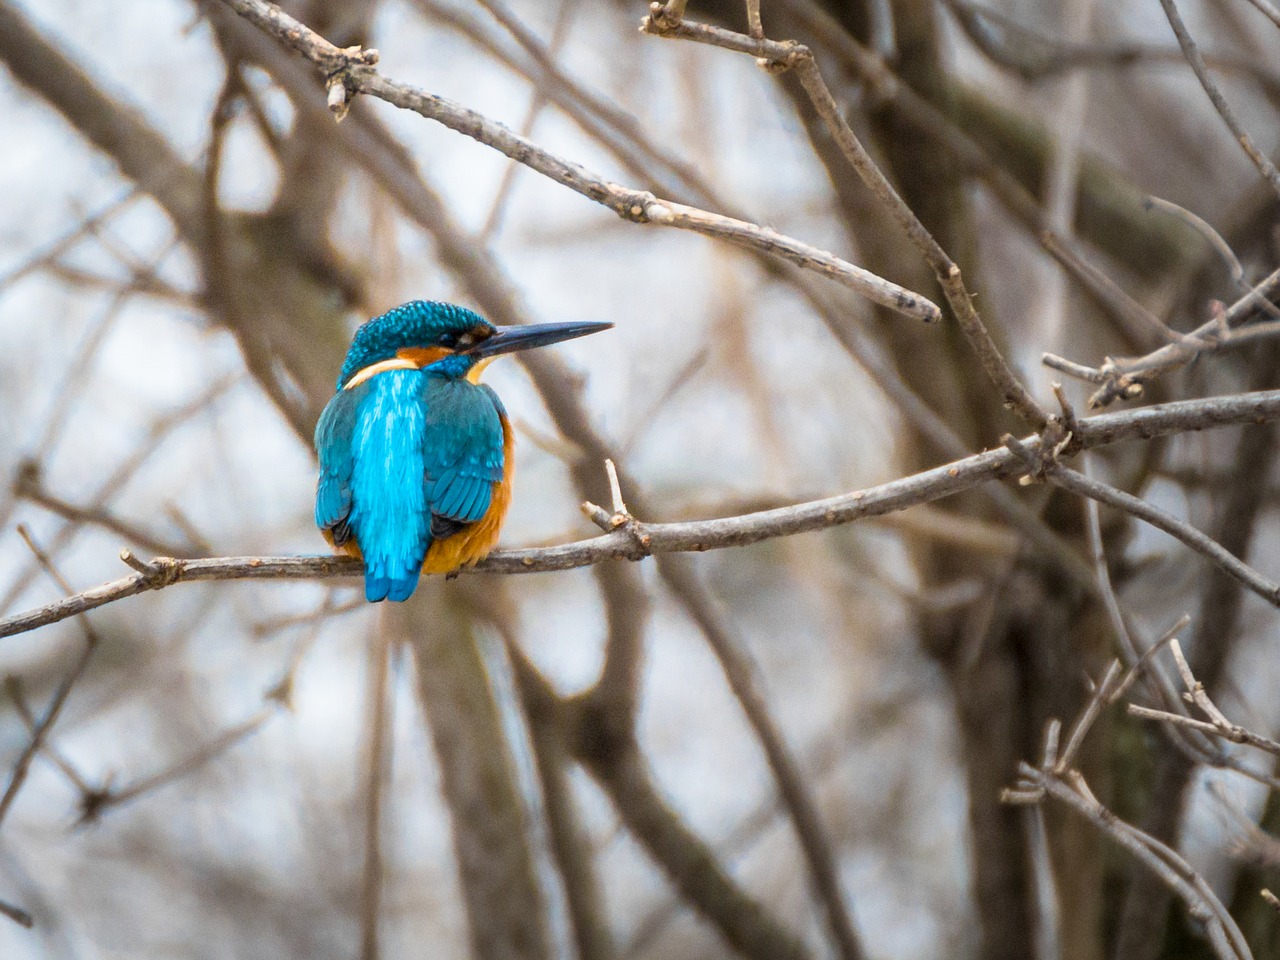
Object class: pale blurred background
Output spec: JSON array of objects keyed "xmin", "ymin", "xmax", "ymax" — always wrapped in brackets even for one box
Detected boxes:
[{"xmin": 2, "ymin": 1, "xmax": 1280, "ymax": 959}]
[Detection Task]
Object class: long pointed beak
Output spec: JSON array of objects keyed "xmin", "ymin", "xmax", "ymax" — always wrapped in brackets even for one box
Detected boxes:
[{"xmin": 467, "ymin": 320, "xmax": 613, "ymax": 358}]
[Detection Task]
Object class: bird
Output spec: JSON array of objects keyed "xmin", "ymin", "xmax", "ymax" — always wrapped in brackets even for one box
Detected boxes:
[{"xmin": 315, "ymin": 300, "xmax": 611, "ymax": 602}]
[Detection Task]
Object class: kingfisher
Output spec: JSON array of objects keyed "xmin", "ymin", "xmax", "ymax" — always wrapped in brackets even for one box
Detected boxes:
[{"xmin": 315, "ymin": 300, "xmax": 611, "ymax": 602}]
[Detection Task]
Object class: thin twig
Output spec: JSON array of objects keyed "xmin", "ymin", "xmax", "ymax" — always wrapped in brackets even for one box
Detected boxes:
[
  {"xmin": 360, "ymin": 615, "xmax": 392, "ymax": 960},
  {"xmin": 1055, "ymin": 660, "xmax": 1120, "ymax": 774},
  {"xmin": 1239, "ymin": 0, "xmax": 1280, "ymax": 30},
  {"xmin": 80, "ymin": 705, "xmax": 277, "ymax": 821},
  {"xmin": 0, "ymin": 527, "xmax": 103, "ymax": 827},
  {"xmin": 1145, "ymin": 195, "xmax": 1244, "ymax": 284},
  {"xmin": 473, "ymin": 0, "xmax": 575, "ymax": 243},
  {"xmin": 5, "ymin": 676, "xmax": 93, "ymax": 794},
  {"xmin": 1042, "ymin": 464, "xmax": 1280, "ymax": 608},
  {"xmin": 1128, "ymin": 640, "xmax": 1280, "ymax": 758},
  {"xmin": 1007, "ymin": 670, "xmax": 1254, "ymax": 960},
  {"xmin": 0, "ymin": 375, "xmax": 240, "ymax": 615},
  {"xmin": 1015, "ymin": 765, "xmax": 1252, "ymax": 960},
  {"xmin": 0, "ymin": 898, "xmax": 33, "ymax": 929},
  {"xmin": 658, "ymin": 558, "xmax": 864, "ymax": 960},
  {"xmin": 15, "ymin": 466, "xmax": 199, "ymax": 557},
  {"xmin": 641, "ymin": 9, "xmax": 1047, "ymax": 426},
  {"xmin": 1157, "ymin": 0, "xmax": 1280, "ymax": 201},
  {"xmin": 1044, "ymin": 266, "xmax": 1280, "ymax": 406}
]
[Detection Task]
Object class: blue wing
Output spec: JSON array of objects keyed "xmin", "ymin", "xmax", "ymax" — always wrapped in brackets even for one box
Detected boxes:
[
  {"xmin": 314, "ymin": 381, "xmax": 372, "ymax": 541},
  {"xmin": 421, "ymin": 379, "xmax": 505, "ymax": 538}
]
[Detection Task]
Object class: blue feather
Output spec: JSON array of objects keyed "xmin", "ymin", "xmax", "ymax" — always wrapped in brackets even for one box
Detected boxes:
[
  {"xmin": 347, "ymin": 370, "xmax": 431, "ymax": 602},
  {"xmin": 421, "ymin": 375, "xmax": 505, "ymax": 528},
  {"xmin": 314, "ymin": 381, "xmax": 372, "ymax": 535}
]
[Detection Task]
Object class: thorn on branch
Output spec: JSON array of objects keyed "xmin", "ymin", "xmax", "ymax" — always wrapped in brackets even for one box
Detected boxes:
[
  {"xmin": 1051, "ymin": 382, "xmax": 1078, "ymax": 432},
  {"xmin": 582, "ymin": 461, "xmax": 652, "ymax": 561},
  {"xmin": 641, "ymin": 1, "xmax": 687, "ymax": 33},
  {"xmin": 1002, "ymin": 418, "xmax": 1072, "ymax": 486},
  {"xmin": 118, "ymin": 549, "xmax": 180, "ymax": 588},
  {"xmin": 320, "ymin": 46, "xmax": 376, "ymax": 122},
  {"xmin": 604, "ymin": 458, "xmax": 628, "ymax": 516},
  {"xmin": 326, "ymin": 78, "xmax": 350, "ymax": 121}
]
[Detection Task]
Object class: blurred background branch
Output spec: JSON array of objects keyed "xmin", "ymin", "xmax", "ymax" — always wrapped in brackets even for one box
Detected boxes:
[{"xmin": 4, "ymin": 0, "xmax": 1280, "ymax": 958}]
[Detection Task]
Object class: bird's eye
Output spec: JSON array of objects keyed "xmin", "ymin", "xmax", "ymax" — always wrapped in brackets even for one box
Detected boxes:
[{"xmin": 439, "ymin": 333, "xmax": 459, "ymax": 349}]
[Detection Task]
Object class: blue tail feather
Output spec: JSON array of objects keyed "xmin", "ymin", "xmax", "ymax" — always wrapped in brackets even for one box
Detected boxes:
[
  {"xmin": 365, "ymin": 571, "xmax": 420, "ymax": 603},
  {"xmin": 348, "ymin": 371, "xmax": 432, "ymax": 603}
]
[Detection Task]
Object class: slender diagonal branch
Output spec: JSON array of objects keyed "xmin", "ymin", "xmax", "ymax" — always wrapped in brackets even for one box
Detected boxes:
[
  {"xmin": 640, "ymin": 9, "xmax": 1048, "ymax": 427},
  {"xmin": 659, "ymin": 558, "xmax": 863, "ymax": 960},
  {"xmin": 1043, "ymin": 463, "xmax": 1280, "ymax": 606},
  {"xmin": 1044, "ymin": 265, "xmax": 1280, "ymax": 407},
  {"xmin": 1156, "ymin": 0, "xmax": 1280, "ymax": 201},
  {"xmin": 212, "ymin": 0, "xmax": 940, "ymax": 322}
]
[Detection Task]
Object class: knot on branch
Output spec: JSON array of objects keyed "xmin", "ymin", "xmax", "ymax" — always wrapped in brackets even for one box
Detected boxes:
[
  {"xmin": 1042, "ymin": 353, "xmax": 1147, "ymax": 409},
  {"xmin": 1088, "ymin": 358, "xmax": 1146, "ymax": 409},
  {"xmin": 119, "ymin": 550, "xmax": 181, "ymax": 588},
  {"xmin": 77, "ymin": 784, "xmax": 114, "ymax": 825},
  {"xmin": 755, "ymin": 41, "xmax": 805, "ymax": 74},
  {"xmin": 640, "ymin": 1, "xmax": 686, "ymax": 34},
  {"xmin": 1003, "ymin": 384, "xmax": 1081, "ymax": 484},
  {"xmin": 583, "ymin": 502, "xmax": 653, "ymax": 561},
  {"xmin": 611, "ymin": 190, "xmax": 666, "ymax": 224},
  {"xmin": 582, "ymin": 458, "xmax": 651, "ymax": 561},
  {"xmin": 12, "ymin": 459, "xmax": 39, "ymax": 497},
  {"xmin": 321, "ymin": 46, "xmax": 378, "ymax": 122},
  {"xmin": 1003, "ymin": 419, "xmax": 1073, "ymax": 485}
]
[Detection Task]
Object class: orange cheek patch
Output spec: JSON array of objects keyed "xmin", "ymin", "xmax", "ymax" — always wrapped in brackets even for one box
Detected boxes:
[{"xmin": 397, "ymin": 346, "xmax": 451, "ymax": 367}]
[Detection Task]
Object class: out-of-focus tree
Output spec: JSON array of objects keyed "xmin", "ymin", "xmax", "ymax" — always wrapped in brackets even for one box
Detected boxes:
[{"xmin": 2, "ymin": 1, "xmax": 1280, "ymax": 959}]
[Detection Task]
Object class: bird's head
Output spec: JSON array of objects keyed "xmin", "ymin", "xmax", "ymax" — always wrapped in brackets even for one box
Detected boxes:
[{"xmin": 337, "ymin": 300, "xmax": 611, "ymax": 390}]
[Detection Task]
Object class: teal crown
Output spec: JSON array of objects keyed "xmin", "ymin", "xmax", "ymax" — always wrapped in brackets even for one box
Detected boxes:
[{"xmin": 336, "ymin": 301, "xmax": 494, "ymax": 389}]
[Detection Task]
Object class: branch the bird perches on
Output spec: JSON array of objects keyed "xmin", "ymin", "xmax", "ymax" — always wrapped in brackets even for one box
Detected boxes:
[{"xmin": 7, "ymin": 388, "xmax": 1280, "ymax": 641}]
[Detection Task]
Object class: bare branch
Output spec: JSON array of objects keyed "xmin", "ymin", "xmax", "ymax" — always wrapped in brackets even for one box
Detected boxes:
[
  {"xmin": 1008, "ymin": 657, "xmax": 1255, "ymax": 960},
  {"xmin": 1014, "ymin": 765, "xmax": 1252, "ymax": 960},
  {"xmin": 1128, "ymin": 639, "xmax": 1280, "ymax": 758},
  {"xmin": 640, "ymin": 8, "xmax": 1047, "ymax": 426},
  {"xmin": 1156, "ymin": 0, "xmax": 1280, "ymax": 202},
  {"xmin": 0, "ymin": 527, "xmax": 103, "ymax": 827},
  {"xmin": 658, "ymin": 557, "xmax": 864, "ymax": 960},
  {"xmin": 0, "ymin": 898, "xmax": 33, "ymax": 929},
  {"xmin": 1039, "ymin": 463, "xmax": 1280, "ymax": 608},
  {"xmin": 212, "ymin": 0, "xmax": 941, "ymax": 322},
  {"xmin": 8, "ymin": 388, "xmax": 1280, "ymax": 639}
]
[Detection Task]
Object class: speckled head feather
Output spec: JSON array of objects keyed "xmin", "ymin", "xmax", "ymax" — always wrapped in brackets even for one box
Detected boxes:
[{"xmin": 336, "ymin": 301, "xmax": 495, "ymax": 389}]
